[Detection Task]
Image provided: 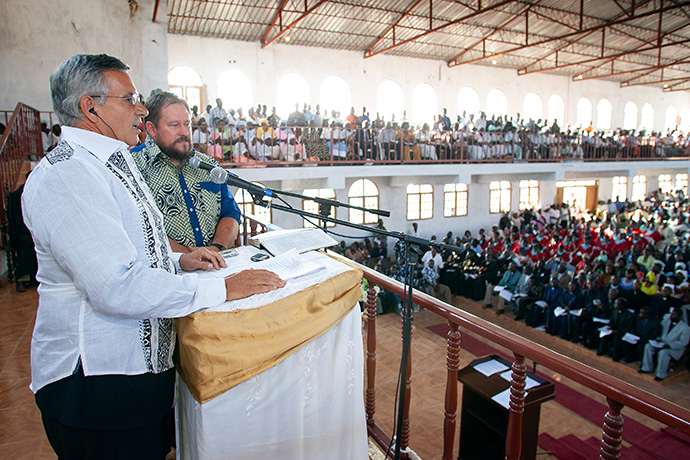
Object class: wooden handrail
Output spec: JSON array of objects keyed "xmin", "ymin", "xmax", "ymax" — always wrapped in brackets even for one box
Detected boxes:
[
  {"xmin": 352, "ymin": 259, "xmax": 690, "ymax": 434},
  {"xmin": 0, "ymin": 103, "xmax": 41, "ymax": 225}
]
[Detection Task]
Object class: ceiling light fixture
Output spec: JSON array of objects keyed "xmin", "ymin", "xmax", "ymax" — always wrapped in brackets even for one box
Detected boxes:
[
  {"xmin": 577, "ymin": 74, "xmax": 583, "ymax": 80},
  {"xmin": 491, "ymin": 59, "xmax": 497, "ymax": 65},
  {"xmin": 284, "ymin": 35, "xmax": 291, "ymax": 42}
]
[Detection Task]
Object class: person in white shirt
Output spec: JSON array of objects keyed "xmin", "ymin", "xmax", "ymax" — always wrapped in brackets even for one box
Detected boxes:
[
  {"xmin": 23, "ymin": 54, "xmax": 285, "ymax": 460},
  {"xmin": 421, "ymin": 247, "xmax": 444, "ymax": 273}
]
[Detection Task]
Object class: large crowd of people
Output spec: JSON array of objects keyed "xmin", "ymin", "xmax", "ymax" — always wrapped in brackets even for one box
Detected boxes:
[
  {"xmin": 339, "ymin": 190, "xmax": 690, "ymax": 382},
  {"xmin": 188, "ymin": 99, "xmax": 690, "ymax": 164}
]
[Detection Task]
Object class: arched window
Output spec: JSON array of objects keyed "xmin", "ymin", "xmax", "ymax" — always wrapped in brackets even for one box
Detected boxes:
[
  {"xmin": 303, "ymin": 188, "xmax": 336, "ymax": 228},
  {"xmin": 523, "ymin": 92, "xmax": 543, "ymax": 124},
  {"xmin": 596, "ymin": 99, "xmax": 613, "ymax": 130},
  {"xmin": 216, "ymin": 69, "xmax": 253, "ymax": 116},
  {"xmin": 235, "ymin": 188, "xmax": 272, "ymax": 228},
  {"xmin": 407, "ymin": 184, "xmax": 434, "ymax": 220},
  {"xmin": 276, "ymin": 73, "xmax": 310, "ymax": 121},
  {"xmin": 623, "ymin": 101, "xmax": 638, "ymax": 131},
  {"xmin": 486, "ymin": 89, "xmax": 507, "ymax": 118},
  {"xmin": 320, "ymin": 76, "xmax": 351, "ymax": 120},
  {"xmin": 640, "ymin": 103, "xmax": 654, "ymax": 133},
  {"xmin": 547, "ymin": 94, "xmax": 565, "ymax": 129},
  {"xmin": 348, "ymin": 179, "xmax": 379, "ymax": 224},
  {"xmin": 168, "ymin": 66, "xmax": 204, "ymax": 111},
  {"xmin": 681, "ymin": 107, "xmax": 690, "ymax": 133},
  {"xmin": 576, "ymin": 97, "xmax": 592, "ymax": 128},
  {"xmin": 376, "ymin": 80, "xmax": 404, "ymax": 123},
  {"xmin": 457, "ymin": 87, "xmax": 480, "ymax": 119},
  {"xmin": 664, "ymin": 105, "xmax": 678, "ymax": 134},
  {"xmin": 411, "ymin": 83, "xmax": 438, "ymax": 127}
]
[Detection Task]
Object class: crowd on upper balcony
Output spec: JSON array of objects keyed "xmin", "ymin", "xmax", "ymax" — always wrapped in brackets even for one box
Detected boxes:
[
  {"xmin": 184, "ymin": 97, "xmax": 690, "ymax": 164},
  {"xmin": 339, "ymin": 190, "xmax": 690, "ymax": 381}
]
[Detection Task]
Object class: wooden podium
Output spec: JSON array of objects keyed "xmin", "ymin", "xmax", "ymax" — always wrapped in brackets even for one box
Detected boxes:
[{"xmin": 457, "ymin": 354, "xmax": 555, "ymax": 460}]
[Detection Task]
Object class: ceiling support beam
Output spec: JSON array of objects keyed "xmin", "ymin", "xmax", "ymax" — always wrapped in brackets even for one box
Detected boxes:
[
  {"xmin": 365, "ymin": 0, "xmax": 516, "ymax": 59},
  {"xmin": 448, "ymin": 1, "xmax": 540, "ymax": 65},
  {"xmin": 261, "ymin": 0, "xmax": 328, "ymax": 48},
  {"xmin": 448, "ymin": 0, "xmax": 690, "ymax": 68},
  {"xmin": 364, "ymin": 0, "xmax": 425, "ymax": 57}
]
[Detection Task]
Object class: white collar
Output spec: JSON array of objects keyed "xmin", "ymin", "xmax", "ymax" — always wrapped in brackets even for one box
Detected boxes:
[{"xmin": 61, "ymin": 126, "xmax": 129, "ymax": 163}]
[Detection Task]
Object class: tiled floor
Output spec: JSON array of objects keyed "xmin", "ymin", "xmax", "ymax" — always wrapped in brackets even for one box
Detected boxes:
[{"xmin": 1, "ymin": 279, "xmax": 688, "ymax": 459}]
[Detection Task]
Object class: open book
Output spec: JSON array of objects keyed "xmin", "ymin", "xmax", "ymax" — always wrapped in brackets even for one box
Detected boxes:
[{"xmin": 249, "ymin": 228, "xmax": 338, "ymax": 256}]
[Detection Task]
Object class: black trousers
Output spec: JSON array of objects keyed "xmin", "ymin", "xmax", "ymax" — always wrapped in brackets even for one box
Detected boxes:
[
  {"xmin": 36, "ymin": 364, "xmax": 176, "ymax": 460},
  {"xmin": 42, "ymin": 409, "xmax": 174, "ymax": 460}
]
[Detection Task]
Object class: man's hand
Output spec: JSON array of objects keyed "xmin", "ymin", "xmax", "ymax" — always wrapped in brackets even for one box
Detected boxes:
[
  {"xmin": 179, "ymin": 248, "xmax": 226, "ymax": 272},
  {"xmin": 224, "ymin": 269, "xmax": 286, "ymax": 301}
]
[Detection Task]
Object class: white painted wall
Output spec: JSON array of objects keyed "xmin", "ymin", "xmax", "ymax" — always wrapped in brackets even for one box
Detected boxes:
[{"xmin": 0, "ymin": 0, "xmax": 168, "ymax": 112}]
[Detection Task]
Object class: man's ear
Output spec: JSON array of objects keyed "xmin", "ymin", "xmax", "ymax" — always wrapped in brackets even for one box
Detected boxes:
[
  {"xmin": 145, "ymin": 120, "xmax": 156, "ymax": 138},
  {"xmin": 80, "ymin": 96, "xmax": 99, "ymax": 122}
]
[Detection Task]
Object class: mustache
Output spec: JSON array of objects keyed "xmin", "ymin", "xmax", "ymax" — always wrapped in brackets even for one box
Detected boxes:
[{"xmin": 175, "ymin": 136, "xmax": 191, "ymax": 143}]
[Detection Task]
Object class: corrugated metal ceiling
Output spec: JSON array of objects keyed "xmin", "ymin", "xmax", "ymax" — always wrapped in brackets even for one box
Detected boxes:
[{"xmin": 166, "ymin": 0, "xmax": 690, "ymax": 91}]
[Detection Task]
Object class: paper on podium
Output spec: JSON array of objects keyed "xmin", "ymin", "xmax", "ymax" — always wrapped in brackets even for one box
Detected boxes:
[
  {"xmin": 473, "ymin": 359, "xmax": 510, "ymax": 377},
  {"xmin": 249, "ymin": 228, "xmax": 337, "ymax": 256},
  {"xmin": 491, "ymin": 388, "xmax": 512, "ymax": 409},
  {"xmin": 499, "ymin": 370, "xmax": 541, "ymax": 390}
]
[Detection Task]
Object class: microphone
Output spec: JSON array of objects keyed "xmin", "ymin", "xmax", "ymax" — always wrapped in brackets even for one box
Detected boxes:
[
  {"xmin": 89, "ymin": 108, "xmax": 119, "ymax": 140},
  {"xmin": 188, "ymin": 157, "xmax": 272, "ymax": 202}
]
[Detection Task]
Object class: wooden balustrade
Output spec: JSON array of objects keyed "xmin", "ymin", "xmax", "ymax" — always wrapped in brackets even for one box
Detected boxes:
[
  {"xmin": 334, "ymin": 254, "xmax": 690, "ymax": 460},
  {"xmin": 442, "ymin": 322, "xmax": 461, "ymax": 460}
]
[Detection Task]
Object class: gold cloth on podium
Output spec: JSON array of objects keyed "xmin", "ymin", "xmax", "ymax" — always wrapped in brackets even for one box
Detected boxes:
[{"xmin": 177, "ymin": 267, "xmax": 362, "ymax": 404}]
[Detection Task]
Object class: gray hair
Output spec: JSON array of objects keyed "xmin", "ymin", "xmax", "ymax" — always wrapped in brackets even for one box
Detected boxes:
[
  {"xmin": 50, "ymin": 54, "xmax": 130, "ymax": 127},
  {"xmin": 144, "ymin": 91, "xmax": 190, "ymax": 128}
]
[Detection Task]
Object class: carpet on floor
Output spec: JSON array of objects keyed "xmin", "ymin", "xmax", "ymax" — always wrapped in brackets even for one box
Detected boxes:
[{"xmin": 426, "ymin": 322, "xmax": 690, "ymax": 458}]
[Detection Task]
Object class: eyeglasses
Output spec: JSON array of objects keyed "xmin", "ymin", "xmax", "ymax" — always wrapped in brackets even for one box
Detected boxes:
[{"xmin": 91, "ymin": 93, "xmax": 144, "ymax": 106}]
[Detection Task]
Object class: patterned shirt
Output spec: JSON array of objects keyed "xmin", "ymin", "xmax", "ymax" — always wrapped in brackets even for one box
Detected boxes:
[
  {"xmin": 132, "ymin": 136, "xmax": 241, "ymax": 248},
  {"xmin": 23, "ymin": 127, "xmax": 226, "ymax": 393}
]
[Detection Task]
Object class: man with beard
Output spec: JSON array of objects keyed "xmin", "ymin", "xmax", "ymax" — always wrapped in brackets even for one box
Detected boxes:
[{"xmin": 132, "ymin": 91, "xmax": 241, "ymax": 253}]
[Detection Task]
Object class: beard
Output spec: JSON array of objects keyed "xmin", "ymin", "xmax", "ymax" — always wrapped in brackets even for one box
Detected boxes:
[{"xmin": 159, "ymin": 136, "xmax": 193, "ymax": 162}]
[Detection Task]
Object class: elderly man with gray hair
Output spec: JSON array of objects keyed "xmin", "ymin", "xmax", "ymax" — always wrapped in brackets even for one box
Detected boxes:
[{"xmin": 22, "ymin": 54, "xmax": 284, "ymax": 460}]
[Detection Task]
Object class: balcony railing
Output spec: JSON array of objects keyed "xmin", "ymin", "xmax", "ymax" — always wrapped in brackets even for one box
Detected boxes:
[
  {"xmin": 186, "ymin": 124, "xmax": 690, "ymax": 167},
  {"xmin": 348, "ymin": 257, "xmax": 690, "ymax": 460},
  {"xmin": 0, "ymin": 103, "xmax": 41, "ymax": 224}
]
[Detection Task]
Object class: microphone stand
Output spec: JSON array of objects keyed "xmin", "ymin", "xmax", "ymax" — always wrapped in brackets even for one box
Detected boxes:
[{"xmin": 241, "ymin": 184, "xmax": 462, "ymax": 460}]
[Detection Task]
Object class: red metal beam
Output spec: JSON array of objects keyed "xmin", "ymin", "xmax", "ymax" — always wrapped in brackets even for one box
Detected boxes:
[
  {"xmin": 448, "ymin": 0, "xmax": 690, "ymax": 67},
  {"xmin": 365, "ymin": 0, "xmax": 516, "ymax": 59},
  {"xmin": 261, "ymin": 0, "xmax": 329, "ymax": 48},
  {"xmin": 364, "ymin": 0, "xmax": 425, "ymax": 57},
  {"xmin": 261, "ymin": 0, "xmax": 290, "ymax": 46},
  {"xmin": 152, "ymin": 0, "xmax": 161, "ymax": 23},
  {"xmin": 449, "ymin": 1, "xmax": 539, "ymax": 64},
  {"xmin": 518, "ymin": 36, "xmax": 690, "ymax": 76}
]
